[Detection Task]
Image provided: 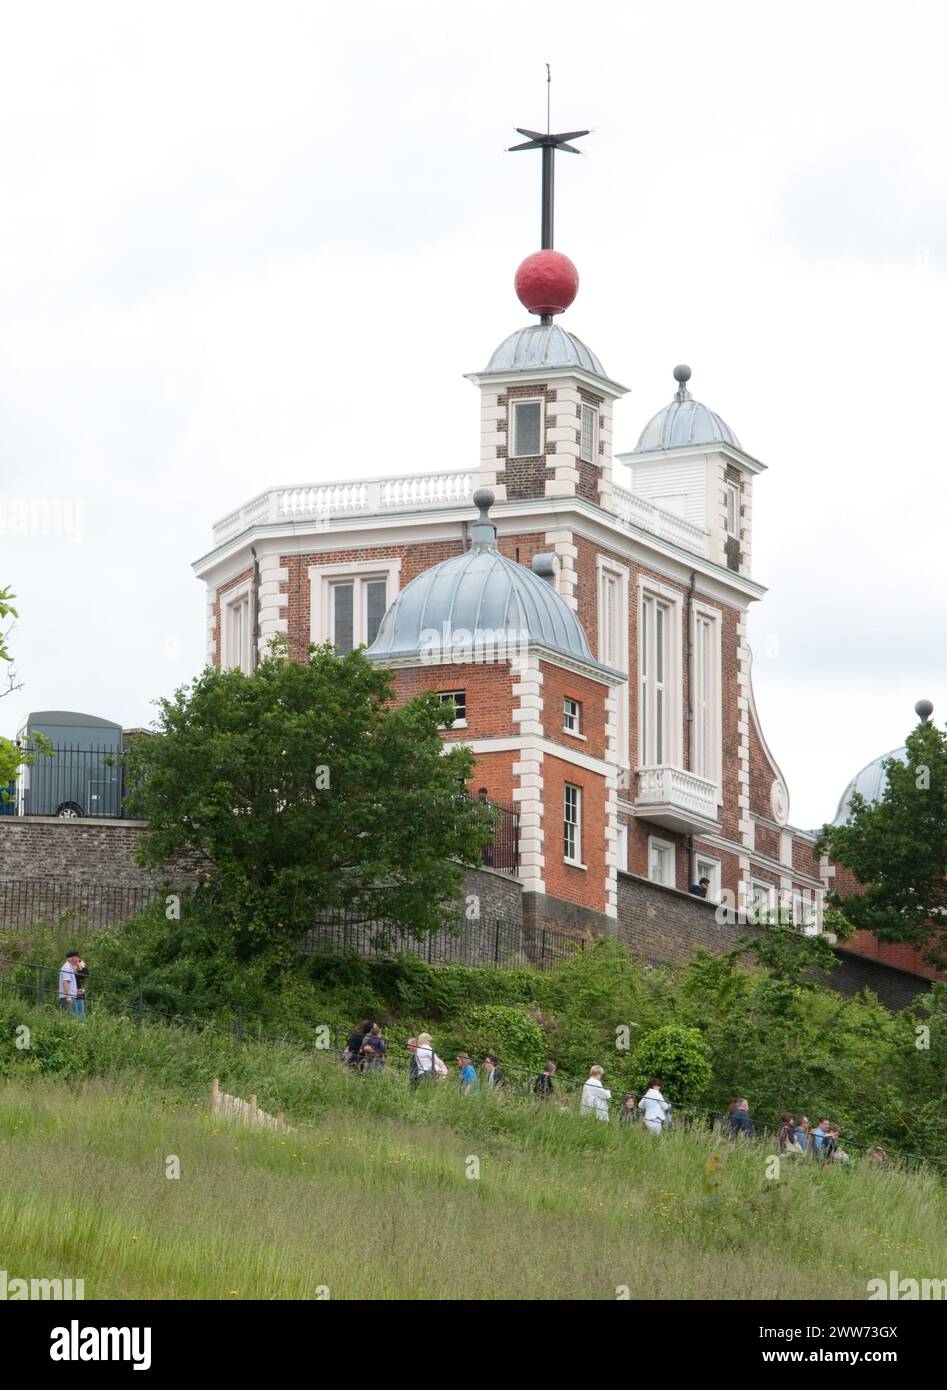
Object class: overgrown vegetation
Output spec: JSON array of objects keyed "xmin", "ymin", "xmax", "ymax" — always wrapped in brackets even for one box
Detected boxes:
[
  {"xmin": 3, "ymin": 911, "xmax": 944, "ymax": 1164},
  {"xmin": 0, "ymin": 1009, "xmax": 944, "ymax": 1299}
]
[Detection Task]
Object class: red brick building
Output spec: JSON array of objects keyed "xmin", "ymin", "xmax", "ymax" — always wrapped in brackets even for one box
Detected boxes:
[{"xmin": 193, "ymin": 248, "xmax": 837, "ymax": 944}]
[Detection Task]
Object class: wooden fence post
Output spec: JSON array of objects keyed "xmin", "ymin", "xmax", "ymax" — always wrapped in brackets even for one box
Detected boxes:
[{"xmin": 211, "ymin": 1077, "xmax": 220, "ymax": 1115}]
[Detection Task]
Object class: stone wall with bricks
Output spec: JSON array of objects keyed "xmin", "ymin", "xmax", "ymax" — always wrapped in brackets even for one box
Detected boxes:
[
  {"xmin": 0, "ymin": 817, "xmax": 177, "ymax": 889},
  {"xmin": 616, "ymin": 869, "xmax": 932, "ymax": 1007}
]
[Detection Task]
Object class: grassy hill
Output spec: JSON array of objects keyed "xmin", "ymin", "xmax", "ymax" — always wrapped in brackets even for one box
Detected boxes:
[{"xmin": 1, "ymin": 997, "xmax": 944, "ymax": 1301}]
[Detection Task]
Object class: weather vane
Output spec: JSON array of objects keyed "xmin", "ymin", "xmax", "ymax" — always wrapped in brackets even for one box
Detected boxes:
[{"xmin": 508, "ymin": 65, "xmax": 589, "ymax": 250}]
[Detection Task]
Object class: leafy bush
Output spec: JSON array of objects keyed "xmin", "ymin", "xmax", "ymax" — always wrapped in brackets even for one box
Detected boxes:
[{"xmin": 632, "ymin": 1024, "xmax": 712, "ymax": 1102}]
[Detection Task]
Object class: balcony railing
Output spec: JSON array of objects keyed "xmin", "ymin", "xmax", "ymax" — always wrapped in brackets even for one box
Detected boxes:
[
  {"xmin": 213, "ymin": 472, "xmax": 476, "ymax": 546},
  {"xmin": 610, "ymin": 485, "xmax": 708, "ymax": 556},
  {"xmin": 211, "ymin": 470, "xmax": 710, "ymax": 557},
  {"xmin": 635, "ymin": 764, "xmax": 719, "ymax": 830}
]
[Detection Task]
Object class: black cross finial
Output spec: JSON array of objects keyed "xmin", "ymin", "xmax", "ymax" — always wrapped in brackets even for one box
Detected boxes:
[{"xmin": 508, "ymin": 67, "xmax": 589, "ymax": 250}]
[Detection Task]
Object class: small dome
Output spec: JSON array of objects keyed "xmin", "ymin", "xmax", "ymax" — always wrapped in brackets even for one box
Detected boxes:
[
  {"xmin": 832, "ymin": 747, "xmax": 907, "ymax": 826},
  {"xmin": 484, "ymin": 322, "xmax": 606, "ymax": 378},
  {"xmin": 634, "ymin": 365, "xmax": 741, "ymax": 453},
  {"xmin": 366, "ymin": 490, "xmax": 606, "ymax": 669}
]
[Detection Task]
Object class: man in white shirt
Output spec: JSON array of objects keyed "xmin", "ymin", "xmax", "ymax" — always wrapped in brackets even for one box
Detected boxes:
[
  {"xmin": 580, "ymin": 1066, "xmax": 612, "ymax": 1121},
  {"xmin": 638, "ymin": 1077, "xmax": 671, "ymax": 1134},
  {"xmin": 58, "ymin": 952, "xmax": 81, "ymax": 1012}
]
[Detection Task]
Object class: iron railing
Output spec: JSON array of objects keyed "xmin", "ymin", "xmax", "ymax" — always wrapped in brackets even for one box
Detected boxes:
[
  {"xmin": 0, "ymin": 879, "xmax": 157, "ymax": 931},
  {"xmin": 460, "ymin": 791, "xmax": 519, "ymax": 876},
  {"xmin": 0, "ymin": 878, "xmax": 584, "ymax": 973},
  {"xmin": 15, "ymin": 744, "xmax": 128, "ymax": 819}
]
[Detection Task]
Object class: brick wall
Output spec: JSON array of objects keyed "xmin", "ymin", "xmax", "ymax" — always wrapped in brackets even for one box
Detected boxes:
[
  {"xmin": 616, "ymin": 870, "xmax": 932, "ymax": 1007},
  {"xmin": 0, "ymin": 818, "xmax": 181, "ymax": 889}
]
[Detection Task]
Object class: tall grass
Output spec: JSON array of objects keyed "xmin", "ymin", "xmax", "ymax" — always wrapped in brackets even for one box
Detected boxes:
[{"xmin": 0, "ymin": 997, "xmax": 944, "ymax": 1300}]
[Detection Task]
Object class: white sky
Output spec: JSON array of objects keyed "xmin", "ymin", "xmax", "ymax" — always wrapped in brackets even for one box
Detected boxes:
[{"xmin": 2, "ymin": 0, "xmax": 945, "ymax": 830}]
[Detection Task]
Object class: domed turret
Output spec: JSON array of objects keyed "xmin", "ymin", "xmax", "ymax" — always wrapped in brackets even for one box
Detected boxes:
[
  {"xmin": 366, "ymin": 489, "xmax": 609, "ymax": 670},
  {"xmin": 634, "ymin": 365, "xmax": 741, "ymax": 453},
  {"xmin": 832, "ymin": 701, "xmax": 936, "ymax": 825},
  {"xmin": 483, "ymin": 322, "xmax": 607, "ymax": 377}
]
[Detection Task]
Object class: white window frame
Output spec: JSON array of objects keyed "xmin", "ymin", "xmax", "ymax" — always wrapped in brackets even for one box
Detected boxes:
[
  {"xmin": 725, "ymin": 481, "xmax": 740, "ymax": 538},
  {"xmin": 437, "ymin": 689, "xmax": 467, "ymax": 728},
  {"xmin": 309, "ymin": 560, "xmax": 401, "ymax": 651},
  {"xmin": 579, "ymin": 403, "xmax": 597, "ymax": 463},
  {"xmin": 562, "ymin": 696, "xmax": 582, "ymax": 736},
  {"xmin": 221, "ymin": 579, "xmax": 253, "ymax": 674},
  {"xmin": 694, "ymin": 854, "xmax": 721, "ymax": 902},
  {"xmin": 748, "ymin": 877, "xmax": 776, "ymax": 923},
  {"xmin": 510, "ymin": 397, "xmax": 545, "ymax": 458},
  {"xmin": 691, "ymin": 602, "xmax": 722, "ymax": 796},
  {"xmin": 638, "ymin": 577, "xmax": 683, "ymax": 768},
  {"xmin": 648, "ymin": 835, "xmax": 676, "ymax": 888},
  {"xmin": 597, "ymin": 557, "xmax": 630, "ymax": 766},
  {"xmin": 615, "ymin": 822, "xmax": 629, "ymax": 873},
  {"xmin": 564, "ymin": 782, "xmax": 583, "ymax": 866}
]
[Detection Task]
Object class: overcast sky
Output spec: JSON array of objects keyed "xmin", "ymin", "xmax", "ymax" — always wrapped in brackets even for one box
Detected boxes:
[{"xmin": 2, "ymin": 0, "xmax": 945, "ymax": 829}]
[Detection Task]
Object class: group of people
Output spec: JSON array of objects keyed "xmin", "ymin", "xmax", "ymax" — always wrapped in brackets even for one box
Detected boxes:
[
  {"xmin": 342, "ymin": 1025, "xmax": 892, "ymax": 1165},
  {"xmin": 58, "ymin": 950, "xmax": 88, "ymax": 1018},
  {"xmin": 735, "ymin": 1101, "xmax": 888, "ymax": 1165},
  {"xmin": 579, "ymin": 1071, "xmax": 673, "ymax": 1133}
]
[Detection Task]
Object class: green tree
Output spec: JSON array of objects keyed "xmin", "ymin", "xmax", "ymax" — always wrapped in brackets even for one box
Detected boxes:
[
  {"xmin": 125, "ymin": 644, "xmax": 489, "ymax": 961},
  {"xmin": 816, "ymin": 716, "xmax": 947, "ymax": 969},
  {"xmin": 632, "ymin": 1023, "xmax": 712, "ymax": 1102}
]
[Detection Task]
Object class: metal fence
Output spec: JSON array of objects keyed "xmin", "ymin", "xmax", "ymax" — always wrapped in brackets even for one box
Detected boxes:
[
  {"xmin": 17, "ymin": 744, "xmax": 127, "ymax": 819},
  {"xmin": 0, "ymin": 878, "xmax": 585, "ymax": 973},
  {"xmin": 463, "ymin": 792, "xmax": 519, "ymax": 876},
  {"xmin": 301, "ymin": 904, "xmax": 584, "ymax": 973},
  {"xmin": 0, "ymin": 879, "xmax": 159, "ymax": 932}
]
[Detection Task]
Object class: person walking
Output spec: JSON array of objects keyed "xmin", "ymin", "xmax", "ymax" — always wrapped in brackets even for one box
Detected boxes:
[
  {"xmin": 638, "ymin": 1077, "xmax": 671, "ymax": 1135},
  {"xmin": 580, "ymin": 1066, "xmax": 611, "ymax": 1121},
  {"xmin": 729, "ymin": 1097, "xmax": 755, "ymax": 1140},
  {"xmin": 415, "ymin": 1033, "xmax": 448, "ymax": 1081},
  {"xmin": 58, "ymin": 951, "xmax": 81, "ymax": 1014},
  {"xmin": 618, "ymin": 1093, "xmax": 638, "ymax": 1127},
  {"xmin": 811, "ymin": 1117, "xmax": 831, "ymax": 1155},
  {"xmin": 456, "ymin": 1053, "xmax": 480, "ymax": 1095},
  {"xmin": 72, "ymin": 955, "xmax": 89, "ymax": 1019},
  {"xmin": 794, "ymin": 1115, "xmax": 811, "ymax": 1153},
  {"xmin": 343, "ymin": 1019, "xmax": 372, "ymax": 1068},
  {"xmin": 367, "ymin": 1023, "xmax": 387, "ymax": 1067},
  {"xmin": 406, "ymin": 1037, "xmax": 422, "ymax": 1088},
  {"xmin": 777, "ymin": 1112, "xmax": 803, "ymax": 1154},
  {"xmin": 482, "ymin": 1055, "xmax": 506, "ymax": 1091},
  {"xmin": 534, "ymin": 1062, "xmax": 557, "ymax": 1099}
]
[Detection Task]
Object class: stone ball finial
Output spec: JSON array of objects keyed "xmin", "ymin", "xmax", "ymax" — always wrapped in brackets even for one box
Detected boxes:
[
  {"xmin": 472, "ymin": 487, "xmax": 495, "ymax": 516},
  {"xmin": 915, "ymin": 698, "xmax": 934, "ymax": 722},
  {"xmin": 673, "ymin": 364, "xmax": 692, "ymax": 385}
]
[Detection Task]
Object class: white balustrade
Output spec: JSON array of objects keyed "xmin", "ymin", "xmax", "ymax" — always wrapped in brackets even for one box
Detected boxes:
[
  {"xmin": 636, "ymin": 765, "xmax": 718, "ymax": 822},
  {"xmin": 611, "ymin": 484, "xmax": 708, "ymax": 557},
  {"xmin": 212, "ymin": 471, "xmax": 709, "ymax": 558}
]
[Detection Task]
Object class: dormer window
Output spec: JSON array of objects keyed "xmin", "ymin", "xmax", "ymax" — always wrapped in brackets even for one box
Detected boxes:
[
  {"xmin": 579, "ymin": 404, "xmax": 597, "ymax": 463},
  {"xmin": 510, "ymin": 399, "xmax": 543, "ymax": 457}
]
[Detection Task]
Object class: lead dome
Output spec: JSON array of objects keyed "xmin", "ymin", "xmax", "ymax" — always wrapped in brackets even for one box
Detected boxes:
[{"xmin": 634, "ymin": 364, "xmax": 741, "ymax": 453}]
